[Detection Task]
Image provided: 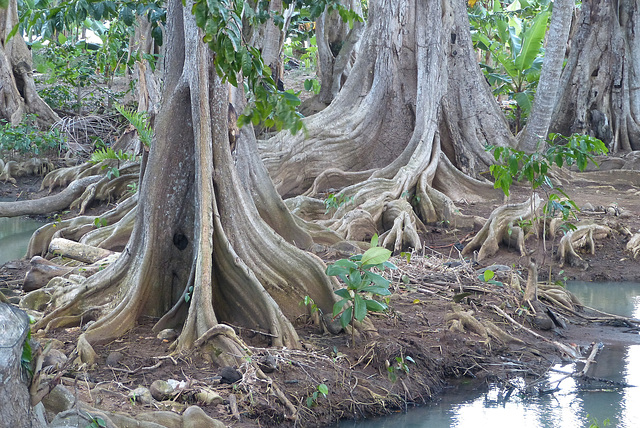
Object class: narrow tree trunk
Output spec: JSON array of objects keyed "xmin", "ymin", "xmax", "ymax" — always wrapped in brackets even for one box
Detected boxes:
[{"xmin": 518, "ymin": 0, "xmax": 574, "ymax": 152}]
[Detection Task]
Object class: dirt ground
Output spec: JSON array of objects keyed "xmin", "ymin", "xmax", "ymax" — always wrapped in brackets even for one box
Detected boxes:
[{"xmin": 2, "ymin": 166, "xmax": 640, "ymax": 427}]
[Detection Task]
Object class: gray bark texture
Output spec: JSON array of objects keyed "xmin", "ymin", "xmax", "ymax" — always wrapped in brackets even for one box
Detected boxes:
[
  {"xmin": 0, "ymin": 0, "xmax": 59, "ymax": 126},
  {"xmin": 518, "ymin": 0, "xmax": 574, "ymax": 152},
  {"xmin": 551, "ymin": 0, "xmax": 640, "ymax": 151},
  {"xmin": 0, "ymin": 303, "xmax": 43, "ymax": 428}
]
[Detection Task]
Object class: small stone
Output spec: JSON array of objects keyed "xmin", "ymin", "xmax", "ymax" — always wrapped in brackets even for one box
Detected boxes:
[
  {"xmin": 219, "ymin": 366, "xmax": 242, "ymax": 384},
  {"xmin": 582, "ymin": 202, "xmax": 595, "ymax": 211},
  {"xmin": 42, "ymin": 384, "xmax": 76, "ymax": 415},
  {"xmin": 157, "ymin": 329, "xmax": 178, "ymax": 341},
  {"xmin": 43, "ymin": 348, "xmax": 68, "ymax": 369},
  {"xmin": 128, "ymin": 387, "xmax": 153, "ymax": 405},
  {"xmin": 150, "ymin": 380, "xmax": 175, "ymax": 401},
  {"xmin": 106, "ymin": 351, "xmax": 123, "ymax": 367},
  {"xmin": 195, "ymin": 387, "xmax": 224, "ymax": 405}
]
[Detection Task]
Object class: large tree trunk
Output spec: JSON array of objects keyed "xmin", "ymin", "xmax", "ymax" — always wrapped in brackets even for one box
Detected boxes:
[
  {"xmin": 34, "ymin": 0, "xmax": 339, "ymax": 366},
  {"xmin": 0, "ymin": 0, "xmax": 59, "ymax": 126},
  {"xmin": 258, "ymin": 0, "xmax": 504, "ymax": 249},
  {"xmin": 551, "ymin": 0, "xmax": 640, "ymax": 151}
]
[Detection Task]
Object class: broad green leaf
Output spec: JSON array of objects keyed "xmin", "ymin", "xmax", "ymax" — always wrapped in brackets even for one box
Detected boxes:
[
  {"xmin": 513, "ymin": 91, "xmax": 532, "ymax": 115},
  {"xmin": 332, "ymin": 259, "xmax": 359, "ymax": 269},
  {"xmin": 326, "ymin": 265, "xmax": 349, "ymax": 277},
  {"xmin": 514, "ymin": 10, "xmax": 549, "ymax": 72},
  {"xmin": 371, "ymin": 233, "xmax": 379, "ymax": 248},
  {"xmin": 360, "ymin": 286, "xmax": 391, "ymax": 296},
  {"xmin": 353, "ymin": 294, "xmax": 367, "ymax": 321},
  {"xmin": 340, "ymin": 306, "xmax": 353, "ymax": 328},
  {"xmin": 333, "ymin": 299, "xmax": 348, "ymax": 317},
  {"xmin": 364, "ymin": 299, "xmax": 387, "ymax": 312},
  {"xmin": 348, "ymin": 270, "xmax": 362, "ymax": 290},
  {"xmin": 483, "ymin": 269, "xmax": 495, "ymax": 282},
  {"xmin": 363, "ymin": 271, "xmax": 390, "ymax": 286},
  {"xmin": 317, "ymin": 384, "xmax": 328, "ymax": 396},
  {"xmin": 361, "ymin": 247, "xmax": 391, "ymax": 266},
  {"xmin": 334, "ymin": 289, "xmax": 350, "ymax": 299}
]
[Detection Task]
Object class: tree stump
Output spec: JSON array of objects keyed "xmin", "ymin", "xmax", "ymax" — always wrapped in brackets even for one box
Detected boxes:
[{"xmin": 0, "ymin": 303, "xmax": 42, "ymax": 427}]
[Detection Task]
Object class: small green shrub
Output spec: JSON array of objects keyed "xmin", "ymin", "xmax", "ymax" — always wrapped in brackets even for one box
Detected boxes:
[
  {"xmin": 326, "ymin": 235, "xmax": 396, "ymax": 345},
  {"xmin": 0, "ymin": 114, "xmax": 65, "ymax": 156}
]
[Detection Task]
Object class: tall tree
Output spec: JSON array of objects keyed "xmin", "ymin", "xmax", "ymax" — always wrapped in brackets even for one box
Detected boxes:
[
  {"xmin": 0, "ymin": 0, "xmax": 58, "ymax": 126},
  {"xmin": 34, "ymin": 0, "xmax": 340, "ymax": 366},
  {"xmin": 260, "ymin": 0, "xmax": 509, "ymax": 249},
  {"xmin": 551, "ymin": 0, "xmax": 640, "ymax": 152}
]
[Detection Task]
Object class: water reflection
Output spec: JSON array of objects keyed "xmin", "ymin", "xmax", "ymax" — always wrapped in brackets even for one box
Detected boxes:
[
  {"xmin": 0, "ymin": 216, "xmax": 43, "ymax": 265},
  {"xmin": 339, "ymin": 282, "xmax": 640, "ymax": 428}
]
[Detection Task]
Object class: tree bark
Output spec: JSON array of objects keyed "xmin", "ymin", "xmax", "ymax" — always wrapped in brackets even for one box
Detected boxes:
[
  {"xmin": 0, "ymin": 303, "xmax": 44, "ymax": 428},
  {"xmin": 0, "ymin": 0, "xmax": 59, "ymax": 126},
  {"xmin": 551, "ymin": 0, "xmax": 640, "ymax": 151},
  {"xmin": 518, "ymin": 0, "xmax": 574, "ymax": 152},
  {"xmin": 34, "ymin": 0, "xmax": 339, "ymax": 367}
]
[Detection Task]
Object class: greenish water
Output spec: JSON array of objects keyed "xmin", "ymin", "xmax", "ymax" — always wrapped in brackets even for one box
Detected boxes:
[
  {"xmin": 338, "ymin": 282, "xmax": 640, "ymax": 428},
  {"xmin": 0, "ymin": 216, "xmax": 43, "ymax": 265}
]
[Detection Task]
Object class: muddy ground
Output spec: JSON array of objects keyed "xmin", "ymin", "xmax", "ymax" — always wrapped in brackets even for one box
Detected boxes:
[{"xmin": 1, "ymin": 168, "xmax": 640, "ymax": 427}]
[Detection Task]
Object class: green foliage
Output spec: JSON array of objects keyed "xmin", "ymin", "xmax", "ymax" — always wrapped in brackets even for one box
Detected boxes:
[
  {"xmin": 115, "ymin": 104, "xmax": 153, "ymax": 147},
  {"xmin": 387, "ymin": 355, "xmax": 415, "ymax": 382},
  {"xmin": 326, "ymin": 235, "xmax": 397, "ymax": 344},
  {"xmin": 487, "ymin": 133, "xmax": 608, "ymax": 233},
  {"xmin": 90, "ymin": 147, "xmax": 137, "ymax": 179},
  {"xmin": 588, "ymin": 415, "xmax": 610, "ymax": 428},
  {"xmin": 85, "ymin": 414, "xmax": 107, "ymax": 428},
  {"xmin": 93, "ymin": 217, "xmax": 107, "ymax": 228},
  {"xmin": 324, "ymin": 192, "xmax": 354, "ymax": 214},
  {"xmin": 478, "ymin": 269, "xmax": 504, "ymax": 287},
  {"xmin": 306, "ymin": 383, "xmax": 329, "ymax": 407},
  {"xmin": 0, "ymin": 114, "xmax": 65, "ymax": 156},
  {"xmin": 21, "ymin": 328, "xmax": 33, "ymax": 378},
  {"xmin": 469, "ymin": 0, "xmax": 551, "ymax": 130},
  {"xmin": 487, "ymin": 134, "xmax": 608, "ymax": 197},
  {"xmin": 301, "ymin": 295, "xmax": 319, "ymax": 314}
]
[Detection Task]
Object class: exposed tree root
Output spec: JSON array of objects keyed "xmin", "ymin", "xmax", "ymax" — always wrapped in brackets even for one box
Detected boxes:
[
  {"xmin": 556, "ymin": 223, "xmax": 613, "ymax": 268},
  {"xmin": 626, "ymin": 233, "xmax": 640, "ymax": 259},
  {"xmin": 379, "ymin": 199, "xmax": 423, "ymax": 252},
  {"xmin": 26, "ymin": 194, "xmax": 137, "ymax": 257},
  {"xmin": 446, "ymin": 303, "xmax": 523, "ymax": 344},
  {"xmin": 462, "ymin": 194, "xmax": 542, "ymax": 261},
  {"xmin": 0, "ymin": 175, "xmax": 102, "ymax": 217}
]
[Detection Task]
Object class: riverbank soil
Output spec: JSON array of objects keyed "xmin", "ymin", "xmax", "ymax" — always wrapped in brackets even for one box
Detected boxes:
[{"xmin": 1, "ymin": 168, "xmax": 640, "ymax": 427}]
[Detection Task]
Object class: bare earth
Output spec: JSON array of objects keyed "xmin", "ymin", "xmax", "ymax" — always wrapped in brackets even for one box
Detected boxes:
[{"xmin": 1, "ymin": 169, "xmax": 640, "ymax": 427}]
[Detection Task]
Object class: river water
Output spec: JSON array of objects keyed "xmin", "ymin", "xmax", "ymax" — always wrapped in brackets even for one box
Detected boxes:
[
  {"xmin": 0, "ymin": 215, "xmax": 43, "ymax": 265},
  {"xmin": 339, "ymin": 281, "xmax": 640, "ymax": 428}
]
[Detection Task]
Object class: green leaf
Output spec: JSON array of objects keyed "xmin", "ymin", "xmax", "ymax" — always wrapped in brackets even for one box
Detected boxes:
[
  {"xmin": 363, "ymin": 271, "xmax": 390, "ymax": 288},
  {"xmin": 353, "ymin": 294, "xmax": 367, "ymax": 321},
  {"xmin": 452, "ymin": 292, "xmax": 473, "ymax": 303},
  {"xmin": 334, "ymin": 289, "xmax": 350, "ymax": 299},
  {"xmin": 361, "ymin": 247, "xmax": 392, "ymax": 266},
  {"xmin": 326, "ymin": 264, "xmax": 349, "ymax": 277},
  {"xmin": 364, "ymin": 299, "xmax": 387, "ymax": 312},
  {"xmin": 483, "ymin": 269, "xmax": 495, "ymax": 282},
  {"xmin": 371, "ymin": 233, "xmax": 379, "ymax": 248},
  {"xmin": 514, "ymin": 10, "xmax": 550, "ymax": 72},
  {"xmin": 361, "ymin": 285, "xmax": 391, "ymax": 296},
  {"xmin": 333, "ymin": 299, "xmax": 348, "ymax": 317},
  {"xmin": 340, "ymin": 306, "xmax": 353, "ymax": 328},
  {"xmin": 317, "ymin": 384, "xmax": 328, "ymax": 396}
]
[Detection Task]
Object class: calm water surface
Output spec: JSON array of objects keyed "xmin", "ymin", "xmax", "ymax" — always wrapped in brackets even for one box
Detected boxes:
[
  {"xmin": 0, "ymin": 215, "xmax": 43, "ymax": 265},
  {"xmin": 338, "ymin": 281, "xmax": 640, "ymax": 428}
]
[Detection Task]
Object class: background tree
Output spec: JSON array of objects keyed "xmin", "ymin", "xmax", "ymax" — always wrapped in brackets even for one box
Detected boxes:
[
  {"xmin": 551, "ymin": 0, "xmax": 640, "ymax": 152},
  {"xmin": 0, "ymin": 0, "xmax": 58, "ymax": 126}
]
